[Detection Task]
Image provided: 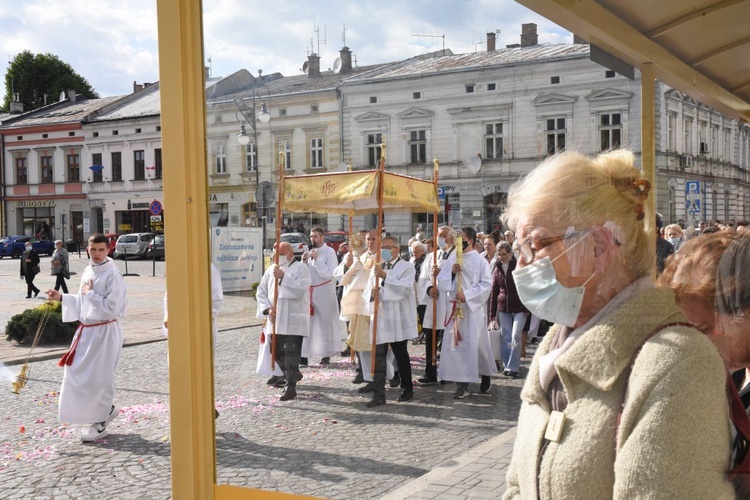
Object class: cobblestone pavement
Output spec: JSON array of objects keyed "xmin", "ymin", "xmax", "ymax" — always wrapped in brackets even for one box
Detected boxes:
[{"xmin": 0, "ymin": 255, "xmax": 528, "ymax": 499}]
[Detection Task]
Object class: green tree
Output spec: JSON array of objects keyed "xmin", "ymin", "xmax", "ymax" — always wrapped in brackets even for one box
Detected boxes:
[{"xmin": 3, "ymin": 51, "xmax": 99, "ymax": 112}]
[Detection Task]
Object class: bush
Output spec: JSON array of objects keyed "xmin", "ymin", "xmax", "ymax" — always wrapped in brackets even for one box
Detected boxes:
[{"xmin": 4, "ymin": 301, "xmax": 77, "ymax": 344}]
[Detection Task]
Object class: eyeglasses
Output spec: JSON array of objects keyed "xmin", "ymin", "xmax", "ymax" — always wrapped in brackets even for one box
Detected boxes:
[{"xmin": 513, "ymin": 232, "xmax": 586, "ymax": 262}]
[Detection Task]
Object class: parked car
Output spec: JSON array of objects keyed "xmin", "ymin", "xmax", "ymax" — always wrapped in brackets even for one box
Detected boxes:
[
  {"xmin": 280, "ymin": 232, "xmax": 311, "ymax": 259},
  {"xmin": 324, "ymin": 231, "xmax": 348, "ymax": 254},
  {"xmin": 86, "ymin": 233, "xmax": 121, "ymax": 258},
  {"xmin": 0, "ymin": 236, "xmax": 55, "ymax": 259},
  {"xmin": 146, "ymin": 234, "xmax": 165, "ymax": 260},
  {"xmin": 115, "ymin": 232, "xmax": 154, "ymax": 259}
]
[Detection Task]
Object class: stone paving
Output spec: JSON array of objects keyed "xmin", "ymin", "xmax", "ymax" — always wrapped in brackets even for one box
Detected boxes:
[{"xmin": 0, "ymin": 254, "xmax": 527, "ymax": 499}]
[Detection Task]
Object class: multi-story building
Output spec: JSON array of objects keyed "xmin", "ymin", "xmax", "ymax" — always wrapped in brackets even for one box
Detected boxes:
[{"xmin": 0, "ymin": 91, "xmax": 124, "ymax": 243}]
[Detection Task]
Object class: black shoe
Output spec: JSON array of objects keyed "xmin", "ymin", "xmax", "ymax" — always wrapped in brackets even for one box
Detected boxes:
[
  {"xmin": 480, "ymin": 376, "xmax": 491, "ymax": 394},
  {"xmin": 453, "ymin": 383, "xmax": 468, "ymax": 399},
  {"xmin": 273, "ymin": 377, "xmax": 288, "ymax": 388},
  {"xmin": 320, "ymin": 357, "xmax": 330, "ymax": 365},
  {"xmin": 503, "ymin": 369, "xmax": 510, "ymax": 376},
  {"xmin": 366, "ymin": 395, "xmax": 386, "ymax": 407},
  {"xmin": 341, "ymin": 347, "xmax": 351, "ymax": 357},
  {"xmin": 352, "ymin": 372, "xmax": 365, "ymax": 384},
  {"xmin": 34, "ymin": 290, "xmax": 40, "ymax": 297},
  {"xmin": 417, "ymin": 377, "xmax": 438, "ymax": 385},
  {"xmin": 397, "ymin": 390, "xmax": 413, "ymax": 402},
  {"xmin": 389, "ymin": 373, "xmax": 401, "ymax": 388},
  {"xmin": 25, "ymin": 296, "xmax": 32, "ymax": 299},
  {"xmin": 358, "ymin": 382, "xmax": 375, "ymax": 393},
  {"xmin": 300, "ymin": 358, "xmax": 308, "ymax": 367},
  {"xmin": 214, "ymin": 409, "xmax": 220, "ymax": 419},
  {"xmin": 440, "ymin": 379, "xmax": 448, "ymax": 385},
  {"xmin": 279, "ymin": 388, "xmax": 297, "ymax": 401},
  {"xmin": 266, "ymin": 375, "xmax": 282, "ymax": 386},
  {"xmin": 504, "ymin": 371, "xmax": 518, "ymax": 379}
]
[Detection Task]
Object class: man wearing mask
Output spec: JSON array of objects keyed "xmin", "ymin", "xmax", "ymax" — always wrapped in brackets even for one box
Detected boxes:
[
  {"xmin": 410, "ymin": 241, "xmax": 427, "ymax": 344},
  {"xmin": 437, "ymin": 227, "xmax": 495, "ymax": 399},
  {"xmin": 416, "ymin": 225, "xmax": 455, "ymax": 384},
  {"xmin": 256, "ymin": 242, "xmax": 311, "ymax": 401},
  {"xmin": 363, "ymin": 236, "xmax": 417, "ymax": 407},
  {"xmin": 302, "ymin": 227, "xmax": 341, "ymax": 365},
  {"xmin": 20, "ymin": 241, "xmax": 41, "ymax": 298}
]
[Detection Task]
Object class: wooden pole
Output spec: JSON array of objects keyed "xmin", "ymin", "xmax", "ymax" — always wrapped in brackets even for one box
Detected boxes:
[
  {"xmin": 431, "ymin": 156, "xmax": 439, "ymax": 366},
  {"xmin": 371, "ymin": 136, "xmax": 386, "ymax": 376},
  {"xmin": 270, "ymin": 149, "xmax": 285, "ymax": 370},
  {"xmin": 348, "ymin": 209, "xmax": 355, "ymax": 362}
]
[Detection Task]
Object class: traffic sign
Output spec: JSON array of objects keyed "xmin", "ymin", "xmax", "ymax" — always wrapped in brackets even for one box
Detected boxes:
[
  {"xmin": 149, "ymin": 199, "xmax": 163, "ymax": 215},
  {"xmin": 685, "ymin": 181, "xmax": 700, "ymax": 196},
  {"xmin": 150, "ymin": 215, "xmax": 162, "ymax": 223},
  {"xmin": 686, "ymin": 198, "xmax": 701, "ymax": 214},
  {"xmin": 437, "ymin": 186, "xmax": 445, "ymax": 201}
]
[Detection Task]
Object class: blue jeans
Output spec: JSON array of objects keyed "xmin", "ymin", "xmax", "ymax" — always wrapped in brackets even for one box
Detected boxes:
[{"xmin": 499, "ymin": 312, "xmax": 525, "ymax": 372}]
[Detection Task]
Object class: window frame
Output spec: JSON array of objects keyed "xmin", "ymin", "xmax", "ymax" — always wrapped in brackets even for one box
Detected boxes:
[
  {"xmin": 245, "ymin": 143, "xmax": 257, "ymax": 172},
  {"xmin": 111, "ymin": 151, "xmax": 123, "ymax": 182},
  {"xmin": 91, "ymin": 153, "xmax": 103, "ymax": 183},
  {"xmin": 366, "ymin": 132, "xmax": 383, "ymax": 167},
  {"xmin": 545, "ymin": 117, "xmax": 567, "ymax": 156},
  {"xmin": 599, "ymin": 112, "xmax": 622, "ymax": 151},
  {"xmin": 485, "ymin": 122, "xmax": 504, "ymax": 160},
  {"xmin": 16, "ymin": 156, "xmax": 28, "ymax": 185},
  {"xmin": 155, "ymin": 148, "xmax": 163, "ymax": 179},
  {"xmin": 408, "ymin": 129, "xmax": 427, "ymax": 164},
  {"xmin": 310, "ymin": 137, "xmax": 324, "ymax": 169},
  {"xmin": 134, "ymin": 150, "xmax": 146, "ymax": 180},
  {"xmin": 214, "ymin": 145, "xmax": 227, "ymax": 174},
  {"xmin": 40, "ymin": 155, "xmax": 54, "ymax": 184},
  {"xmin": 66, "ymin": 153, "xmax": 80, "ymax": 182}
]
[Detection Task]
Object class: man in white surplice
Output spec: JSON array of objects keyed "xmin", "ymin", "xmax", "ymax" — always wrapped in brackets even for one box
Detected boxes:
[
  {"xmin": 437, "ymin": 227, "xmax": 497, "ymax": 399},
  {"xmin": 46, "ymin": 233, "xmax": 127, "ymax": 443},
  {"xmin": 256, "ymin": 242, "xmax": 311, "ymax": 402},
  {"xmin": 362, "ymin": 236, "xmax": 417, "ymax": 407},
  {"xmin": 301, "ymin": 226, "xmax": 341, "ymax": 365}
]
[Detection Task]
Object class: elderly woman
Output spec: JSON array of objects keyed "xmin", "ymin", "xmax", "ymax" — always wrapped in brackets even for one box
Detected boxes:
[
  {"xmin": 664, "ymin": 223, "xmax": 684, "ymax": 251},
  {"xmin": 50, "ymin": 239, "xmax": 70, "ymax": 293},
  {"xmin": 501, "ymin": 150, "xmax": 733, "ymax": 499}
]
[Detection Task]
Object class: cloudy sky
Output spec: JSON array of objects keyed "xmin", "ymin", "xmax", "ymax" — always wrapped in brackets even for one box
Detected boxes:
[{"xmin": 0, "ymin": 0, "xmax": 570, "ymax": 99}]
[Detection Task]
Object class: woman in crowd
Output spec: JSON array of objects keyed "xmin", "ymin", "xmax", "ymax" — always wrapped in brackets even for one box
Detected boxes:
[
  {"xmin": 489, "ymin": 241, "xmax": 526, "ymax": 378},
  {"xmin": 51, "ymin": 239, "xmax": 70, "ymax": 293},
  {"xmin": 664, "ymin": 223, "xmax": 684, "ymax": 251},
  {"xmin": 501, "ymin": 150, "xmax": 733, "ymax": 499}
]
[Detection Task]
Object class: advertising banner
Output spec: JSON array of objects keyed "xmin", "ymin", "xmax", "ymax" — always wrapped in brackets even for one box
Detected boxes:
[{"xmin": 210, "ymin": 227, "xmax": 262, "ymax": 292}]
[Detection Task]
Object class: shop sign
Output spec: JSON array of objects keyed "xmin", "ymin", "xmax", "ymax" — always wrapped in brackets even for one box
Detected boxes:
[{"xmin": 15, "ymin": 200, "xmax": 56, "ymax": 208}]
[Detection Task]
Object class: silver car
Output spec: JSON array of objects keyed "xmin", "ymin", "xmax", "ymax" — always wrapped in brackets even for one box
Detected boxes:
[{"xmin": 115, "ymin": 232, "xmax": 155, "ymax": 259}]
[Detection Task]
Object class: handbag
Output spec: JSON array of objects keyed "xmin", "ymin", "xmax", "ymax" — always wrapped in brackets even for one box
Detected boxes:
[
  {"xmin": 62, "ymin": 260, "xmax": 70, "ymax": 279},
  {"xmin": 32, "ymin": 265, "xmax": 40, "ymax": 274}
]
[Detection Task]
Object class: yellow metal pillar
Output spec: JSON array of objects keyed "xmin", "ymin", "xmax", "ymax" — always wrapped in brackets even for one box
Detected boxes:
[
  {"xmin": 156, "ymin": 1, "xmax": 216, "ymax": 498},
  {"xmin": 641, "ymin": 62, "xmax": 657, "ymax": 272}
]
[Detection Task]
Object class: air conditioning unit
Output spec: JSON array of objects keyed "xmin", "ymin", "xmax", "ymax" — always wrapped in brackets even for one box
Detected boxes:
[
  {"xmin": 700, "ymin": 142, "xmax": 709, "ymax": 154},
  {"xmin": 679, "ymin": 155, "xmax": 693, "ymax": 167}
]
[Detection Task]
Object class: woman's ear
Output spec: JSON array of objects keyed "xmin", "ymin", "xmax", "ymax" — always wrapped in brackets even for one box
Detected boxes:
[{"xmin": 591, "ymin": 225, "xmax": 614, "ymax": 259}]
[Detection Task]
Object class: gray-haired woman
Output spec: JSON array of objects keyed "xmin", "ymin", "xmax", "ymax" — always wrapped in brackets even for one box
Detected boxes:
[{"xmin": 51, "ymin": 240, "xmax": 69, "ymax": 293}]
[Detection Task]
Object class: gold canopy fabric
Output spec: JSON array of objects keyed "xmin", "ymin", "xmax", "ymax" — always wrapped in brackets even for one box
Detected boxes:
[{"xmin": 283, "ymin": 170, "xmax": 439, "ymax": 214}]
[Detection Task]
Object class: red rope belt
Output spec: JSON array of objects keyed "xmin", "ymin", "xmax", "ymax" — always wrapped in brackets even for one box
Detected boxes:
[
  {"xmin": 445, "ymin": 301, "xmax": 463, "ymax": 346},
  {"xmin": 58, "ymin": 319, "xmax": 118, "ymax": 367},
  {"xmin": 308, "ymin": 279, "xmax": 332, "ymax": 316}
]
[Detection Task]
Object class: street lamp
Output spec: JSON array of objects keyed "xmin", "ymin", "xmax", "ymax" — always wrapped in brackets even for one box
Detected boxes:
[{"xmin": 235, "ymin": 70, "xmax": 272, "ymax": 271}]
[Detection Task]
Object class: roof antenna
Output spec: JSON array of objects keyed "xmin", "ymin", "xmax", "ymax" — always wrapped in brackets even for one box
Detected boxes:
[{"xmin": 342, "ymin": 23, "xmax": 347, "ymax": 47}]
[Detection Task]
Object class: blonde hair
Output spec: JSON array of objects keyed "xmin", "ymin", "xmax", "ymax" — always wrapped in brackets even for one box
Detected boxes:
[
  {"xmin": 502, "ymin": 150, "xmax": 652, "ymax": 278},
  {"xmin": 665, "ymin": 224, "xmax": 683, "ymax": 236}
]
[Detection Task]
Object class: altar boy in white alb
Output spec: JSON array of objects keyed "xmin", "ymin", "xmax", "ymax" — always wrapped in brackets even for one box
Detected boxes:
[{"xmin": 47, "ymin": 233, "xmax": 127, "ymax": 442}]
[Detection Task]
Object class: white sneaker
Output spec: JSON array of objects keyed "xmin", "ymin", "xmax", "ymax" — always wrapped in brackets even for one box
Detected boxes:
[
  {"xmin": 81, "ymin": 423, "xmax": 109, "ymax": 442},
  {"xmin": 105, "ymin": 405, "xmax": 120, "ymax": 425}
]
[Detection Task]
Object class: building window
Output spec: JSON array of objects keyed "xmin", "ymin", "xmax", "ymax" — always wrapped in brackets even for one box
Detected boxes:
[
  {"xmin": 599, "ymin": 113, "xmax": 622, "ymax": 151},
  {"xmin": 724, "ymin": 127, "xmax": 732, "ymax": 162},
  {"xmin": 310, "ymin": 138, "xmax": 324, "ymax": 168},
  {"xmin": 91, "ymin": 153, "xmax": 103, "ymax": 182},
  {"xmin": 112, "ymin": 130, "xmax": 119, "ymax": 135},
  {"xmin": 40, "ymin": 156, "xmax": 53, "ymax": 184},
  {"xmin": 67, "ymin": 153, "xmax": 80, "ymax": 182},
  {"xmin": 245, "ymin": 143, "xmax": 257, "ymax": 172},
  {"xmin": 413, "ymin": 92, "xmax": 421, "ymax": 99},
  {"xmin": 68, "ymin": 132, "xmax": 75, "ymax": 137},
  {"xmin": 279, "ymin": 108, "xmax": 287, "ymax": 116},
  {"xmin": 135, "ymin": 128, "xmax": 141, "ymax": 134},
  {"xmin": 111, "ymin": 152, "xmax": 122, "ymax": 181},
  {"xmin": 712, "ymin": 125, "xmax": 719, "ymax": 159},
  {"xmin": 487, "ymin": 83, "xmax": 497, "ymax": 91},
  {"xmin": 278, "ymin": 140, "xmax": 291, "ymax": 170},
  {"xmin": 311, "ymin": 104, "xmax": 319, "ymax": 113},
  {"xmin": 370, "ymin": 96, "xmax": 378, "ymax": 104},
  {"xmin": 92, "ymin": 132, "xmax": 99, "ymax": 138},
  {"xmin": 684, "ymin": 117, "xmax": 693, "ymax": 155},
  {"xmin": 16, "ymin": 157, "xmax": 28, "ymax": 185},
  {"xmin": 550, "ymin": 76, "xmax": 560, "ymax": 84},
  {"xmin": 42, "ymin": 133, "xmax": 48, "ymax": 139},
  {"xmin": 134, "ymin": 150, "xmax": 146, "ymax": 180},
  {"xmin": 546, "ymin": 117, "xmax": 566, "ymax": 155},
  {"xmin": 154, "ymin": 148, "xmax": 162, "ymax": 179},
  {"xmin": 367, "ymin": 133, "xmax": 383, "ymax": 167},
  {"xmin": 668, "ymin": 112, "xmax": 677, "ymax": 151},
  {"xmin": 409, "ymin": 130, "xmax": 427, "ymax": 164},
  {"xmin": 465, "ymin": 84, "xmax": 475, "ymax": 93},
  {"xmin": 214, "ymin": 145, "xmax": 227, "ymax": 174},
  {"xmin": 156, "ymin": 126, "xmax": 161, "ymax": 132},
  {"xmin": 605, "ymin": 70, "xmax": 616, "ymax": 78},
  {"xmin": 485, "ymin": 123, "xmax": 504, "ymax": 159},
  {"xmin": 699, "ymin": 121, "xmax": 709, "ymax": 154}
]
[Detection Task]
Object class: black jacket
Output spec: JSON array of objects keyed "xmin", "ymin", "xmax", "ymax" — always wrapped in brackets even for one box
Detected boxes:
[{"xmin": 20, "ymin": 249, "xmax": 40, "ymax": 276}]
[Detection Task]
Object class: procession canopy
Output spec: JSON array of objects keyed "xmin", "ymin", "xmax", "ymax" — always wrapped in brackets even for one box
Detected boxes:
[{"xmin": 283, "ymin": 170, "xmax": 439, "ymax": 215}]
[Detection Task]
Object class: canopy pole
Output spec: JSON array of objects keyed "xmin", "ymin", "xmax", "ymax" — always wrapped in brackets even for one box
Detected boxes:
[
  {"xmin": 431, "ymin": 156, "xmax": 439, "ymax": 366},
  {"xmin": 348, "ymin": 209, "xmax": 355, "ymax": 362},
  {"xmin": 270, "ymin": 149, "xmax": 285, "ymax": 370},
  {"xmin": 371, "ymin": 137, "xmax": 386, "ymax": 377}
]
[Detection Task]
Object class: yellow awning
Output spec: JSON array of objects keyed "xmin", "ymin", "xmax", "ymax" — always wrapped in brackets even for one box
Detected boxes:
[{"xmin": 283, "ymin": 170, "xmax": 439, "ymax": 214}]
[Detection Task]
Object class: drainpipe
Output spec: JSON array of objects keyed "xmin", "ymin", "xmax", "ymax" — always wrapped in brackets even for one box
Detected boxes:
[{"xmin": 0, "ymin": 133, "xmax": 5, "ymax": 236}]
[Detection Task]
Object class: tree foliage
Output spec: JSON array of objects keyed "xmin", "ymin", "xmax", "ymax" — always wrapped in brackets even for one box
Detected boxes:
[{"xmin": 3, "ymin": 51, "xmax": 99, "ymax": 112}]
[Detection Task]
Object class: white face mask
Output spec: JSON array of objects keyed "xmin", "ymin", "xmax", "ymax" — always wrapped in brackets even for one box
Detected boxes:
[
  {"xmin": 437, "ymin": 237, "xmax": 446, "ymax": 249},
  {"xmin": 667, "ymin": 237, "xmax": 680, "ymax": 247},
  {"xmin": 512, "ymin": 237, "xmax": 594, "ymax": 328}
]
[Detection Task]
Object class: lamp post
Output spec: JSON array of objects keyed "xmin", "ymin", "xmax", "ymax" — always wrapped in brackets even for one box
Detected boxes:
[{"xmin": 235, "ymin": 70, "xmax": 271, "ymax": 271}]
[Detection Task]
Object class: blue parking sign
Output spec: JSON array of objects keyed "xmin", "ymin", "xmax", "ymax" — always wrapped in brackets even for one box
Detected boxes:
[{"xmin": 685, "ymin": 181, "xmax": 700, "ymax": 196}]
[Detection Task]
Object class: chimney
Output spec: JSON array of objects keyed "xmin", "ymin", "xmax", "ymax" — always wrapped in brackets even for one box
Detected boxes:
[
  {"xmin": 573, "ymin": 34, "xmax": 588, "ymax": 45},
  {"xmin": 67, "ymin": 89, "xmax": 77, "ymax": 103},
  {"xmin": 521, "ymin": 23, "xmax": 538, "ymax": 47},
  {"xmin": 9, "ymin": 101, "xmax": 23, "ymax": 114},
  {"xmin": 339, "ymin": 46, "xmax": 353, "ymax": 74},
  {"xmin": 307, "ymin": 53, "xmax": 321, "ymax": 78},
  {"xmin": 486, "ymin": 32, "xmax": 496, "ymax": 52},
  {"xmin": 133, "ymin": 81, "xmax": 144, "ymax": 93}
]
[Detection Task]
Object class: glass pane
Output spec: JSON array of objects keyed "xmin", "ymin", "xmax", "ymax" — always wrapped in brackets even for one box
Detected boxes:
[
  {"xmin": 612, "ymin": 113, "xmax": 621, "ymax": 125},
  {"xmin": 601, "ymin": 114, "xmax": 610, "ymax": 126}
]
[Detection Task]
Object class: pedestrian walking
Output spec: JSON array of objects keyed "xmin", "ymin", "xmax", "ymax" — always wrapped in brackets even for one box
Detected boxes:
[
  {"xmin": 46, "ymin": 233, "xmax": 127, "ymax": 442},
  {"xmin": 50, "ymin": 240, "xmax": 70, "ymax": 293},
  {"xmin": 20, "ymin": 242, "xmax": 41, "ymax": 298}
]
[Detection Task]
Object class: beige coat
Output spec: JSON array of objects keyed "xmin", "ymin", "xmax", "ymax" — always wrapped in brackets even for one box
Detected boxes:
[{"xmin": 504, "ymin": 287, "xmax": 734, "ymax": 500}]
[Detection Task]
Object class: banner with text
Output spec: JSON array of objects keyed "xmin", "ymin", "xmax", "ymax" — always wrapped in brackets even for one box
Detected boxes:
[{"xmin": 210, "ymin": 227, "xmax": 262, "ymax": 293}]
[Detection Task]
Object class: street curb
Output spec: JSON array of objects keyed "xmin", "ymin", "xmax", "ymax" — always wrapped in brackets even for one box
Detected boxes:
[{"xmin": 379, "ymin": 427, "xmax": 517, "ymax": 500}]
